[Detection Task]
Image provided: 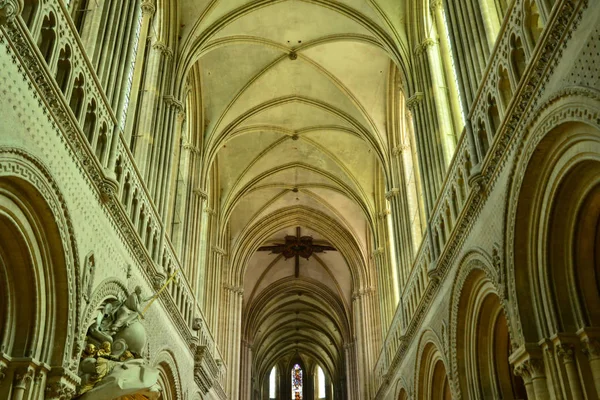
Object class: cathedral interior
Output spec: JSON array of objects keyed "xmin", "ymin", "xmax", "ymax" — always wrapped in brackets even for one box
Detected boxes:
[{"xmin": 1, "ymin": 0, "xmax": 600, "ymax": 399}]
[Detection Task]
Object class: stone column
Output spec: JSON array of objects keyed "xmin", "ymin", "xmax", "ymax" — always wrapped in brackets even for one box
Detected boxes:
[
  {"xmin": 557, "ymin": 344, "xmax": 584, "ymax": 400},
  {"xmin": 11, "ymin": 367, "xmax": 33, "ymax": 400},
  {"xmin": 581, "ymin": 337, "xmax": 600, "ymax": 396},
  {"xmin": 123, "ymin": 0, "xmax": 156, "ymax": 143},
  {"xmin": 511, "ymin": 345, "xmax": 551, "ymax": 400},
  {"xmin": 239, "ymin": 340, "xmax": 253, "ymax": 400},
  {"xmin": 222, "ymin": 284, "xmax": 243, "ymax": 400},
  {"xmin": 344, "ymin": 342, "xmax": 358, "ymax": 400}
]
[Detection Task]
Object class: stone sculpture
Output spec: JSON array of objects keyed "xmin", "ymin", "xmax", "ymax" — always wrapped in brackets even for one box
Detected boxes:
[{"xmin": 75, "ymin": 287, "xmax": 161, "ymax": 399}]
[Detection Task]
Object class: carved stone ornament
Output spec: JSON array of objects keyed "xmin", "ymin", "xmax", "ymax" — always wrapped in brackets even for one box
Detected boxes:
[
  {"xmin": 192, "ymin": 317, "xmax": 203, "ymax": 331},
  {"xmin": 582, "ymin": 338, "xmax": 600, "ymax": 360},
  {"xmin": 82, "ymin": 253, "xmax": 96, "ymax": 303},
  {"xmin": 45, "ymin": 381, "xmax": 76, "ymax": 400},
  {"xmin": 0, "ymin": 0, "xmax": 23, "ymax": 25},
  {"xmin": 77, "ymin": 288, "xmax": 164, "ymax": 399}
]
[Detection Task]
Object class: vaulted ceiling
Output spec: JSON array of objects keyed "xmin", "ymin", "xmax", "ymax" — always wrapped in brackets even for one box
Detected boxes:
[{"xmin": 176, "ymin": 0, "xmax": 409, "ymax": 382}]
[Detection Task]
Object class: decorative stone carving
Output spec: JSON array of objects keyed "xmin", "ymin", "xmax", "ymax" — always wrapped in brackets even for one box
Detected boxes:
[
  {"xmin": 194, "ymin": 345, "xmax": 219, "ymax": 393},
  {"xmin": 192, "ymin": 317, "xmax": 203, "ymax": 331},
  {"xmin": 141, "ymin": 0, "xmax": 156, "ymax": 16},
  {"xmin": 406, "ymin": 92, "xmax": 424, "ymax": 110},
  {"xmin": 0, "ymin": 0, "xmax": 23, "ymax": 25},
  {"xmin": 45, "ymin": 381, "xmax": 76, "ymax": 400},
  {"xmin": 582, "ymin": 338, "xmax": 600, "ymax": 360},
  {"xmin": 82, "ymin": 253, "xmax": 96, "ymax": 303},
  {"xmin": 75, "ymin": 284, "xmax": 174, "ymax": 398}
]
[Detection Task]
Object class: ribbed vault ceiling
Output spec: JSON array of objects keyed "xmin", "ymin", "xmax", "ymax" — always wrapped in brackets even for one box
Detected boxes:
[{"xmin": 178, "ymin": 0, "xmax": 408, "ymax": 383}]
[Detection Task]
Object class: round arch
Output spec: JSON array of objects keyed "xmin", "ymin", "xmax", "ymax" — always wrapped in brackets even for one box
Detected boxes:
[
  {"xmin": 506, "ymin": 94, "xmax": 600, "ymax": 343},
  {"xmin": 449, "ymin": 251, "xmax": 526, "ymax": 399},
  {"xmin": 0, "ymin": 148, "xmax": 80, "ymax": 394},
  {"xmin": 415, "ymin": 330, "xmax": 452, "ymax": 400},
  {"xmin": 152, "ymin": 349, "xmax": 183, "ymax": 400}
]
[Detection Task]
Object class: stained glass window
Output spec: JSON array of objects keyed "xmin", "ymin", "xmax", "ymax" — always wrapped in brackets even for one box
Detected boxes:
[{"xmin": 291, "ymin": 364, "xmax": 303, "ymax": 400}]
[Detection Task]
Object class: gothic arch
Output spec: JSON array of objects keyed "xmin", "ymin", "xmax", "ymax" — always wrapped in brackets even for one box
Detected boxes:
[
  {"xmin": 152, "ymin": 349, "xmax": 183, "ymax": 400},
  {"xmin": 449, "ymin": 250, "xmax": 526, "ymax": 399},
  {"xmin": 0, "ymin": 148, "xmax": 80, "ymax": 377},
  {"xmin": 506, "ymin": 92, "xmax": 600, "ymax": 343}
]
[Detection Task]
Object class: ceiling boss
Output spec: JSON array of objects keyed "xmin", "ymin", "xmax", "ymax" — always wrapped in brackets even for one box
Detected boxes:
[{"xmin": 257, "ymin": 227, "xmax": 337, "ymax": 278}]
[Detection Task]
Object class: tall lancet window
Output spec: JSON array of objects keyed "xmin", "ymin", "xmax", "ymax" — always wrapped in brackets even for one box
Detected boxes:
[
  {"xmin": 317, "ymin": 366, "xmax": 326, "ymax": 398},
  {"xmin": 269, "ymin": 366, "xmax": 277, "ymax": 399},
  {"xmin": 291, "ymin": 364, "xmax": 303, "ymax": 399}
]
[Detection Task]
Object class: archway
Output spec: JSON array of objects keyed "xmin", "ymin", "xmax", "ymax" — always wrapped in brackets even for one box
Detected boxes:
[
  {"xmin": 0, "ymin": 155, "xmax": 78, "ymax": 397},
  {"xmin": 416, "ymin": 338, "xmax": 451, "ymax": 400},
  {"xmin": 509, "ymin": 114, "xmax": 600, "ymax": 398},
  {"xmin": 454, "ymin": 268, "xmax": 526, "ymax": 399}
]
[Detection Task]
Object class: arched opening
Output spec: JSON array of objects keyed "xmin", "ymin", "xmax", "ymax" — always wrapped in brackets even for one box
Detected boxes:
[
  {"xmin": 55, "ymin": 45, "xmax": 72, "ymax": 94},
  {"xmin": 37, "ymin": 13, "xmax": 56, "ymax": 64},
  {"xmin": 292, "ymin": 363, "xmax": 303, "ymax": 399},
  {"xmin": 510, "ymin": 35, "xmax": 527, "ymax": 82},
  {"xmin": 417, "ymin": 341, "xmax": 451, "ymax": 400},
  {"xmin": 269, "ymin": 365, "xmax": 277, "ymax": 399},
  {"xmin": 397, "ymin": 387, "xmax": 408, "ymax": 400},
  {"xmin": 511, "ymin": 120, "xmax": 600, "ymax": 399},
  {"xmin": 316, "ymin": 365, "xmax": 326, "ymax": 399},
  {"xmin": 71, "ymin": 0, "xmax": 90, "ymax": 34},
  {"xmin": 431, "ymin": 359, "xmax": 452, "ymax": 400},
  {"xmin": 525, "ymin": 0, "xmax": 544, "ymax": 44},
  {"xmin": 83, "ymin": 99, "xmax": 97, "ymax": 144},
  {"xmin": 498, "ymin": 66, "xmax": 512, "ymax": 109},
  {"xmin": 455, "ymin": 269, "xmax": 527, "ymax": 399},
  {"xmin": 95, "ymin": 123, "xmax": 108, "ymax": 165},
  {"xmin": 69, "ymin": 73, "xmax": 85, "ymax": 120},
  {"xmin": 477, "ymin": 119, "xmax": 489, "ymax": 160},
  {"xmin": 487, "ymin": 94, "xmax": 501, "ymax": 135},
  {"xmin": 22, "ymin": 0, "xmax": 39, "ymax": 30},
  {"xmin": 0, "ymin": 170, "xmax": 74, "ymax": 397}
]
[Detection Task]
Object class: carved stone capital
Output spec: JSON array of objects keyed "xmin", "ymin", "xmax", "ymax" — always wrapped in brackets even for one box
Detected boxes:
[
  {"xmin": 0, "ymin": 0, "xmax": 23, "ymax": 25},
  {"xmin": 429, "ymin": 0, "xmax": 443, "ymax": 14},
  {"xmin": 211, "ymin": 246, "xmax": 226, "ymax": 256},
  {"xmin": 371, "ymin": 247, "xmax": 385, "ymax": 259},
  {"xmin": 193, "ymin": 188, "xmax": 208, "ymax": 199},
  {"xmin": 163, "ymin": 95, "xmax": 184, "ymax": 112},
  {"xmin": 141, "ymin": 0, "xmax": 156, "ymax": 16},
  {"xmin": 13, "ymin": 366, "xmax": 34, "ymax": 390},
  {"xmin": 406, "ymin": 92, "xmax": 424, "ymax": 110},
  {"xmin": 392, "ymin": 145, "xmax": 409, "ymax": 157},
  {"xmin": 385, "ymin": 188, "xmax": 400, "ymax": 199},
  {"xmin": 581, "ymin": 338, "xmax": 600, "ymax": 360},
  {"xmin": 0, "ymin": 359, "xmax": 7, "ymax": 381},
  {"xmin": 223, "ymin": 284, "xmax": 243, "ymax": 296},
  {"xmin": 152, "ymin": 41, "xmax": 173, "ymax": 58},
  {"xmin": 556, "ymin": 344, "xmax": 576, "ymax": 363},
  {"xmin": 415, "ymin": 38, "xmax": 436, "ymax": 56}
]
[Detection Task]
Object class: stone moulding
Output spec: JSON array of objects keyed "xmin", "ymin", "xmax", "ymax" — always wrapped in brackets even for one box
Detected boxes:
[{"xmin": 194, "ymin": 345, "xmax": 220, "ymax": 394}]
